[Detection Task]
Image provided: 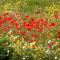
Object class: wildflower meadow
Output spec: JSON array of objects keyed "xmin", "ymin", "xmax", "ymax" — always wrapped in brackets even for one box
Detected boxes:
[{"xmin": 0, "ymin": 0, "xmax": 60, "ymax": 60}]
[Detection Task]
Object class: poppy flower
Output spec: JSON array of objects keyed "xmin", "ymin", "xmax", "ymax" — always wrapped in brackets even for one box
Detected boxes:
[
  {"xmin": 26, "ymin": 26, "xmax": 32, "ymax": 31},
  {"xmin": 0, "ymin": 20, "xmax": 4, "ymax": 24},
  {"xmin": 24, "ymin": 15, "xmax": 29, "ymax": 20},
  {"xmin": 15, "ymin": 22, "xmax": 19, "ymax": 30},
  {"xmin": 48, "ymin": 41, "xmax": 56, "ymax": 45},
  {"xmin": 24, "ymin": 23, "xmax": 32, "ymax": 31},
  {"xmin": 0, "ymin": 20, "xmax": 4, "ymax": 27},
  {"xmin": 30, "ymin": 17, "xmax": 35, "ymax": 21},
  {"xmin": 43, "ymin": 22, "xmax": 48, "ymax": 28},
  {"xmin": 51, "ymin": 41, "xmax": 56, "ymax": 45},
  {"xmin": 5, "ymin": 17, "xmax": 12, "ymax": 21},
  {"xmin": 49, "ymin": 22, "xmax": 56, "ymax": 27},
  {"xmin": 35, "ymin": 21, "xmax": 41, "ymax": 30},
  {"xmin": 38, "ymin": 18, "xmax": 48, "ymax": 28},
  {"xmin": 15, "ymin": 22, "xmax": 19, "ymax": 27},
  {"xmin": 38, "ymin": 18, "xmax": 44, "ymax": 23},
  {"xmin": 9, "ymin": 20, "xmax": 16, "ymax": 25},
  {"xmin": 38, "ymin": 28, "xmax": 43, "ymax": 32},
  {"xmin": 23, "ymin": 21, "xmax": 26, "ymax": 26},
  {"xmin": 30, "ymin": 20, "xmax": 36, "ymax": 27},
  {"xmin": 54, "ymin": 14, "xmax": 58, "ymax": 19}
]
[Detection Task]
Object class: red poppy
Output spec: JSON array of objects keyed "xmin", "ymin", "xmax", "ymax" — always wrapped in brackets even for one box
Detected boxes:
[
  {"xmin": 15, "ymin": 22, "xmax": 19, "ymax": 30},
  {"xmin": 24, "ymin": 23, "xmax": 32, "ymax": 31},
  {"xmin": 54, "ymin": 14, "xmax": 58, "ymax": 19},
  {"xmin": 30, "ymin": 20, "xmax": 36, "ymax": 27},
  {"xmin": 23, "ymin": 21, "xmax": 26, "ymax": 26},
  {"xmin": 0, "ymin": 20, "xmax": 4, "ymax": 24},
  {"xmin": 15, "ymin": 22, "xmax": 19, "ymax": 26},
  {"xmin": 26, "ymin": 26, "xmax": 32, "ymax": 31},
  {"xmin": 49, "ymin": 41, "xmax": 56, "ymax": 45},
  {"xmin": 5, "ymin": 17, "xmax": 12, "ymax": 21},
  {"xmin": 35, "ymin": 21, "xmax": 41, "ymax": 30},
  {"xmin": 24, "ymin": 15, "xmax": 29, "ymax": 20},
  {"xmin": 38, "ymin": 28, "xmax": 43, "ymax": 32},
  {"xmin": 0, "ymin": 20, "xmax": 4, "ymax": 27},
  {"xmin": 49, "ymin": 22, "xmax": 56, "ymax": 27},
  {"xmin": 43, "ymin": 22, "xmax": 48, "ymax": 28},
  {"xmin": 38, "ymin": 18, "xmax": 48, "ymax": 28},
  {"xmin": 30, "ymin": 17, "xmax": 35, "ymax": 21},
  {"xmin": 38, "ymin": 18, "xmax": 44, "ymax": 23},
  {"xmin": 51, "ymin": 41, "xmax": 56, "ymax": 45},
  {"xmin": 9, "ymin": 20, "xmax": 16, "ymax": 25}
]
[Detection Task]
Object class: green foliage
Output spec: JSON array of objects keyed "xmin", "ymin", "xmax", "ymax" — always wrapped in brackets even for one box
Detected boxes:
[{"xmin": 0, "ymin": 0, "xmax": 60, "ymax": 14}]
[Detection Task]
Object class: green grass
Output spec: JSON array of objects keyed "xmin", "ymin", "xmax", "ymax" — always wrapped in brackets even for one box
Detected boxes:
[{"xmin": 0, "ymin": 0, "xmax": 60, "ymax": 15}]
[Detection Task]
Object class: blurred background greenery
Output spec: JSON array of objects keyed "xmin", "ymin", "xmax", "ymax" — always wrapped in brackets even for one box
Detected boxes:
[{"xmin": 0, "ymin": 0, "xmax": 60, "ymax": 15}]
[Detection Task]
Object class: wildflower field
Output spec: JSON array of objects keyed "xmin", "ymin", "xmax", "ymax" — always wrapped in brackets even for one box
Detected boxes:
[{"xmin": 0, "ymin": 0, "xmax": 60, "ymax": 60}]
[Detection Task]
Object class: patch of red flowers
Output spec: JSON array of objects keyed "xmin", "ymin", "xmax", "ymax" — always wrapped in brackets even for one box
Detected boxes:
[
  {"xmin": 0, "ymin": 12, "xmax": 59, "ymax": 44},
  {"xmin": 24, "ymin": 23, "xmax": 32, "ymax": 31}
]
